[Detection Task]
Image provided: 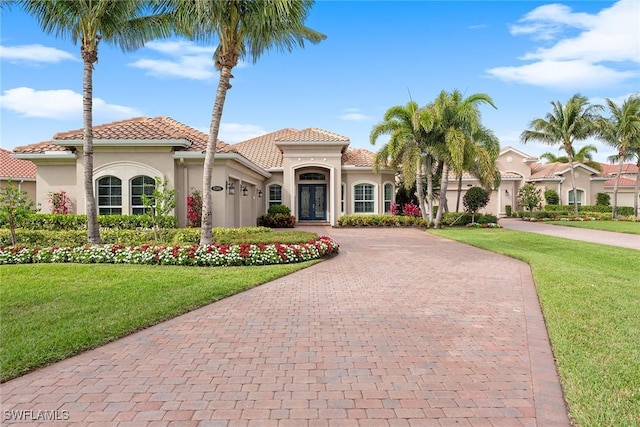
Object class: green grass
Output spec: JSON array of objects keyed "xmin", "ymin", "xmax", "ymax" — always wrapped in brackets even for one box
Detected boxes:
[
  {"xmin": 546, "ymin": 220, "xmax": 640, "ymax": 235},
  {"xmin": 0, "ymin": 261, "xmax": 318, "ymax": 382},
  {"xmin": 429, "ymin": 228, "xmax": 640, "ymax": 427}
]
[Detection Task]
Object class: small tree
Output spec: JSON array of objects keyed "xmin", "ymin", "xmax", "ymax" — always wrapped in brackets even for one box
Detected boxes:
[
  {"xmin": 518, "ymin": 184, "xmax": 542, "ymax": 218},
  {"xmin": 544, "ymin": 189, "xmax": 559, "ymax": 205},
  {"xmin": 596, "ymin": 192, "xmax": 610, "ymax": 206},
  {"xmin": 0, "ymin": 182, "xmax": 36, "ymax": 245},
  {"xmin": 463, "ymin": 187, "xmax": 490, "ymax": 223},
  {"xmin": 142, "ymin": 177, "xmax": 177, "ymax": 241}
]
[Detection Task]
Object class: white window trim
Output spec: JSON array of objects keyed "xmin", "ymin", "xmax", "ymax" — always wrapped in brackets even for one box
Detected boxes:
[
  {"xmin": 266, "ymin": 182, "xmax": 283, "ymax": 209},
  {"xmin": 383, "ymin": 181, "xmax": 394, "ymax": 214},
  {"xmin": 567, "ymin": 188, "xmax": 586, "ymax": 206},
  {"xmin": 352, "ymin": 181, "xmax": 378, "ymax": 214},
  {"xmin": 94, "ymin": 162, "xmax": 163, "ymax": 215}
]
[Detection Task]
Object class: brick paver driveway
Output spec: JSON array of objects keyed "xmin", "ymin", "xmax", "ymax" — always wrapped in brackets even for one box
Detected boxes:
[{"xmin": 1, "ymin": 228, "xmax": 570, "ymax": 426}]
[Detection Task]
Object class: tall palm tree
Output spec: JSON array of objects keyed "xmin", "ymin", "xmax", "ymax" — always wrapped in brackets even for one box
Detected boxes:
[
  {"xmin": 427, "ymin": 90, "xmax": 497, "ymax": 226},
  {"xmin": 370, "ymin": 101, "xmax": 437, "ymax": 222},
  {"xmin": 597, "ymin": 94, "xmax": 640, "ymax": 218},
  {"xmin": 453, "ymin": 125, "xmax": 500, "ymax": 212},
  {"xmin": 179, "ymin": 0, "xmax": 326, "ymax": 244},
  {"xmin": 521, "ymin": 94, "xmax": 601, "ymax": 215},
  {"xmin": 540, "ymin": 144, "xmax": 601, "ymax": 171},
  {"xmin": 20, "ymin": 0, "xmax": 174, "ymax": 243}
]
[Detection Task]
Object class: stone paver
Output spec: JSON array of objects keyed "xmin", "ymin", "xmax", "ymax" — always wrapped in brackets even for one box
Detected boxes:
[{"xmin": 1, "ymin": 228, "xmax": 571, "ymax": 426}]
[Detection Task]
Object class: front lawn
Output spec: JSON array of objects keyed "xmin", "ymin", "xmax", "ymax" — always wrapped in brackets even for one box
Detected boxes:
[
  {"xmin": 429, "ymin": 228, "xmax": 640, "ymax": 427},
  {"xmin": 547, "ymin": 219, "xmax": 640, "ymax": 235},
  {"xmin": 0, "ymin": 262, "xmax": 317, "ymax": 382}
]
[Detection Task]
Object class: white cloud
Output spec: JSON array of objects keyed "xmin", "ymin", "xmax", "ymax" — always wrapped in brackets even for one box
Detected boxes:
[
  {"xmin": 488, "ymin": 60, "xmax": 637, "ymax": 90},
  {"xmin": 129, "ymin": 40, "xmax": 245, "ymax": 80},
  {"xmin": 218, "ymin": 123, "xmax": 268, "ymax": 144},
  {"xmin": 488, "ymin": 0, "xmax": 640, "ymax": 89},
  {"xmin": 0, "ymin": 44, "xmax": 77, "ymax": 63},
  {"xmin": 339, "ymin": 108, "xmax": 372, "ymax": 122},
  {"xmin": 0, "ymin": 87, "xmax": 141, "ymax": 120}
]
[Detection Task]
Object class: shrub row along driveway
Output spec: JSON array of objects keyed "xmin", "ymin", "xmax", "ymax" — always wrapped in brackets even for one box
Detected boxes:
[{"xmin": 1, "ymin": 227, "xmax": 570, "ymax": 426}]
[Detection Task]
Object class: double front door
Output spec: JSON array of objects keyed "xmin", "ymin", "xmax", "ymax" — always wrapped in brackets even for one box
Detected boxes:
[{"xmin": 298, "ymin": 184, "xmax": 326, "ymax": 221}]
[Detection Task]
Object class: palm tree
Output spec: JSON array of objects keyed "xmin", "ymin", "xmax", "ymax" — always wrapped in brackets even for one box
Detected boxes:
[
  {"xmin": 179, "ymin": 0, "xmax": 326, "ymax": 244},
  {"xmin": 370, "ymin": 101, "xmax": 436, "ymax": 222},
  {"xmin": 521, "ymin": 94, "xmax": 601, "ymax": 215},
  {"xmin": 540, "ymin": 144, "xmax": 601, "ymax": 171},
  {"xmin": 453, "ymin": 125, "xmax": 500, "ymax": 212},
  {"xmin": 427, "ymin": 90, "xmax": 497, "ymax": 226},
  {"xmin": 20, "ymin": 0, "xmax": 174, "ymax": 243},
  {"xmin": 597, "ymin": 95, "xmax": 640, "ymax": 218}
]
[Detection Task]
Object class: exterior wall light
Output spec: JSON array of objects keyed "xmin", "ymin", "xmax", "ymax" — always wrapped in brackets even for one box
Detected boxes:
[
  {"xmin": 242, "ymin": 185, "xmax": 249, "ymax": 197},
  {"xmin": 227, "ymin": 181, "xmax": 235, "ymax": 195}
]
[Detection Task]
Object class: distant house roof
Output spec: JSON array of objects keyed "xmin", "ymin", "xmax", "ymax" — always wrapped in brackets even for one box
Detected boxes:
[
  {"xmin": 13, "ymin": 117, "xmax": 235, "ymax": 154},
  {"xmin": 0, "ymin": 148, "xmax": 36, "ymax": 180},
  {"xmin": 605, "ymin": 177, "xmax": 637, "ymax": 188},
  {"xmin": 529, "ymin": 161, "xmax": 602, "ymax": 180},
  {"xmin": 599, "ymin": 162, "xmax": 639, "ymax": 175},
  {"xmin": 499, "ymin": 146, "xmax": 539, "ymax": 162},
  {"xmin": 276, "ymin": 128, "xmax": 350, "ymax": 143}
]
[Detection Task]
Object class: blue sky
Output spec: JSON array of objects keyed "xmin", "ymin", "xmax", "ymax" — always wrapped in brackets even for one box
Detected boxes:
[{"xmin": 1, "ymin": 0, "xmax": 639, "ymax": 163}]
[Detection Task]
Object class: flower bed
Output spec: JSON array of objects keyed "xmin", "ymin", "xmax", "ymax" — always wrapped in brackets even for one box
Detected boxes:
[{"xmin": 0, "ymin": 236, "xmax": 339, "ymax": 266}]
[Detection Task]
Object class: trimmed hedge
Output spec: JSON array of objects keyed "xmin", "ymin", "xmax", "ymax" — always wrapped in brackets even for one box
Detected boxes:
[
  {"xmin": 257, "ymin": 213, "xmax": 296, "ymax": 228},
  {"xmin": 440, "ymin": 213, "xmax": 499, "ymax": 226},
  {"xmin": 543, "ymin": 205, "xmax": 634, "ymax": 216},
  {"xmin": 337, "ymin": 214, "xmax": 428, "ymax": 227},
  {"xmin": 0, "ymin": 213, "xmax": 178, "ymax": 231}
]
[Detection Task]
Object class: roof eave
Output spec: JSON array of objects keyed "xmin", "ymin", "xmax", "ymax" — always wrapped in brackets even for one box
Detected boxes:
[
  {"xmin": 13, "ymin": 152, "xmax": 77, "ymax": 160},
  {"xmin": 55, "ymin": 138, "xmax": 192, "ymax": 148}
]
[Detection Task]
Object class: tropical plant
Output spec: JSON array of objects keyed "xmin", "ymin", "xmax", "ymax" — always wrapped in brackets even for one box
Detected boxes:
[
  {"xmin": 48, "ymin": 190, "xmax": 71, "ymax": 214},
  {"xmin": 521, "ymin": 94, "xmax": 601, "ymax": 215},
  {"xmin": 463, "ymin": 186, "xmax": 490, "ymax": 223},
  {"xmin": 20, "ymin": 0, "xmax": 175, "ymax": 244},
  {"xmin": 596, "ymin": 94, "xmax": 640, "ymax": 218},
  {"xmin": 540, "ymin": 144, "xmax": 601, "ymax": 170},
  {"xmin": 370, "ymin": 101, "xmax": 436, "ymax": 223},
  {"xmin": 0, "ymin": 182, "xmax": 37, "ymax": 245},
  {"xmin": 177, "ymin": 0, "xmax": 326, "ymax": 244},
  {"xmin": 426, "ymin": 90, "xmax": 497, "ymax": 227},
  {"xmin": 141, "ymin": 177, "xmax": 177, "ymax": 242},
  {"xmin": 518, "ymin": 184, "xmax": 542, "ymax": 217},
  {"xmin": 186, "ymin": 189, "xmax": 203, "ymax": 228}
]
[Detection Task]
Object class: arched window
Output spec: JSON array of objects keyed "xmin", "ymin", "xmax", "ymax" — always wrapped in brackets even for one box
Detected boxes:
[
  {"xmin": 300, "ymin": 172, "xmax": 326, "ymax": 181},
  {"xmin": 130, "ymin": 176, "xmax": 155, "ymax": 215},
  {"xmin": 268, "ymin": 184, "xmax": 282, "ymax": 207},
  {"xmin": 97, "ymin": 176, "xmax": 122, "ymax": 215},
  {"xmin": 354, "ymin": 183, "xmax": 375, "ymax": 213},
  {"xmin": 384, "ymin": 182, "xmax": 394, "ymax": 213}
]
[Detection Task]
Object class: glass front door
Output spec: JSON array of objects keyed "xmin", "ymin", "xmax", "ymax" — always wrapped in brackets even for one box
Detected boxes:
[{"xmin": 298, "ymin": 184, "xmax": 326, "ymax": 221}]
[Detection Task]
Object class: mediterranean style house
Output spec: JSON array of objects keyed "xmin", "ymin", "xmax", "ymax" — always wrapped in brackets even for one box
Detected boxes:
[
  {"xmin": 447, "ymin": 146, "xmax": 638, "ymax": 216},
  {"xmin": 9, "ymin": 117, "xmax": 639, "ymax": 224},
  {"xmin": 12, "ymin": 117, "xmax": 396, "ymax": 227}
]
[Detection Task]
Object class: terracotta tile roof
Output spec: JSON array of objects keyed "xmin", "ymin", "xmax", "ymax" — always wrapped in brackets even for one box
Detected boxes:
[
  {"xmin": 342, "ymin": 148, "xmax": 375, "ymax": 167},
  {"xmin": 13, "ymin": 117, "xmax": 234, "ymax": 154},
  {"xmin": 233, "ymin": 128, "xmax": 298, "ymax": 169},
  {"xmin": 605, "ymin": 177, "xmax": 637, "ymax": 187},
  {"xmin": 0, "ymin": 148, "xmax": 37, "ymax": 179},
  {"xmin": 529, "ymin": 162, "xmax": 568, "ymax": 179},
  {"xmin": 599, "ymin": 162, "xmax": 639, "ymax": 175},
  {"xmin": 277, "ymin": 128, "xmax": 349, "ymax": 142},
  {"xmin": 13, "ymin": 141, "xmax": 69, "ymax": 154}
]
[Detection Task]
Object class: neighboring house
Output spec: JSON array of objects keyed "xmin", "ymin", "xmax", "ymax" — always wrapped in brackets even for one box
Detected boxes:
[
  {"xmin": 12, "ymin": 117, "xmax": 395, "ymax": 227},
  {"xmin": 599, "ymin": 162, "xmax": 639, "ymax": 208},
  {"xmin": 445, "ymin": 146, "xmax": 638, "ymax": 216},
  {"xmin": 0, "ymin": 148, "xmax": 37, "ymax": 203}
]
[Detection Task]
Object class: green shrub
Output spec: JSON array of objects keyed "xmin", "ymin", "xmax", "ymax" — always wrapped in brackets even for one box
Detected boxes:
[
  {"xmin": 336, "ymin": 214, "xmax": 427, "ymax": 228},
  {"xmin": 544, "ymin": 189, "xmax": 560, "ymax": 205},
  {"xmin": 505, "ymin": 205, "xmax": 512, "ymax": 217},
  {"xmin": 439, "ymin": 213, "xmax": 498, "ymax": 226},
  {"xmin": 596, "ymin": 193, "xmax": 610, "ymax": 206},
  {"xmin": 0, "ymin": 213, "xmax": 177, "ymax": 231},
  {"xmin": 267, "ymin": 204, "xmax": 291, "ymax": 215}
]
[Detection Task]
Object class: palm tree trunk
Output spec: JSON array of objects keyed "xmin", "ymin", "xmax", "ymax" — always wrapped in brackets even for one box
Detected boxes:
[
  {"xmin": 635, "ymin": 158, "xmax": 640, "ymax": 219},
  {"xmin": 567, "ymin": 152, "xmax": 579, "ymax": 216},
  {"xmin": 415, "ymin": 156, "xmax": 428, "ymax": 223},
  {"xmin": 434, "ymin": 162, "xmax": 449, "ymax": 227},
  {"xmin": 455, "ymin": 174, "xmax": 462, "ymax": 212},
  {"xmin": 83, "ymin": 57, "xmax": 101, "ymax": 244},
  {"xmin": 200, "ymin": 65, "xmax": 233, "ymax": 245},
  {"xmin": 426, "ymin": 155, "xmax": 434, "ymax": 224},
  {"xmin": 612, "ymin": 155, "xmax": 624, "ymax": 219}
]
